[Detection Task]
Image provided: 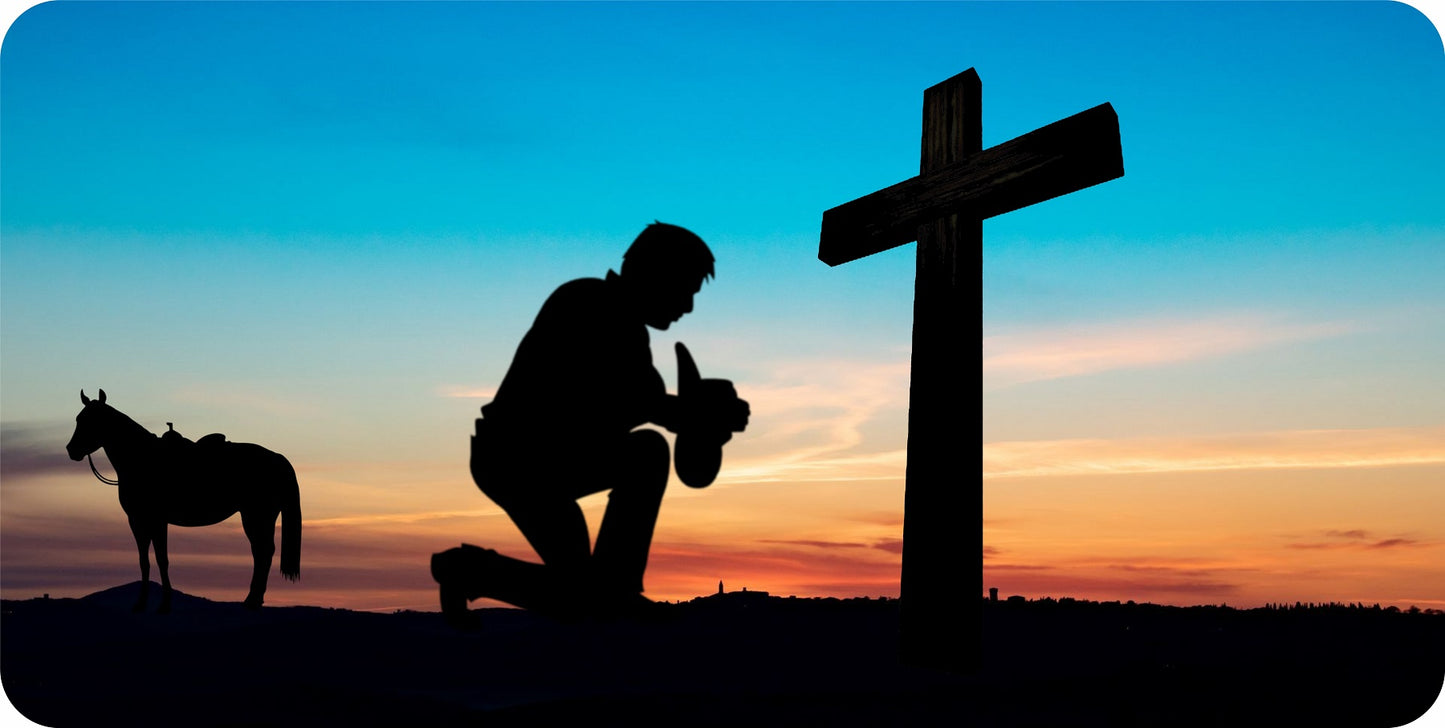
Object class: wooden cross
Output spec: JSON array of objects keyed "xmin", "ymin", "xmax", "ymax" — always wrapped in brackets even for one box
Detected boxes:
[{"xmin": 818, "ymin": 68, "xmax": 1123, "ymax": 671}]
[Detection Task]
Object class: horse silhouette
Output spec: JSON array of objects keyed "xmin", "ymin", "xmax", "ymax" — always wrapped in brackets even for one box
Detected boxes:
[{"xmin": 65, "ymin": 389, "xmax": 301, "ymax": 612}]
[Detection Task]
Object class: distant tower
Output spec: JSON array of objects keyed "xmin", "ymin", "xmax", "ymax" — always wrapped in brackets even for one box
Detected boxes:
[
  {"xmin": 989, "ymin": 587, "xmax": 999, "ymax": 602},
  {"xmin": 718, "ymin": 580, "xmax": 724, "ymax": 595}
]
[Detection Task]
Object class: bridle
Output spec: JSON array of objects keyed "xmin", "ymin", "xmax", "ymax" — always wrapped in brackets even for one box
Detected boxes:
[
  {"xmin": 75, "ymin": 394, "xmax": 123, "ymax": 486},
  {"xmin": 88, "ymin": 453, "xmax": 120, "ymax": 486}
]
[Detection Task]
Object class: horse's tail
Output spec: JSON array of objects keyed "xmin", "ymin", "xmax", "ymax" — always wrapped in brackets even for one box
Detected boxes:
[{"xmin": 279, "ymin": 460, "xmax": 301, "ymax": 582}]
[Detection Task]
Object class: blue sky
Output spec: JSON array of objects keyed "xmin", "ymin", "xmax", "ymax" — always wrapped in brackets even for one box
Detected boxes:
[
  {"xmin": 5, "ymin": 2, "xmax": 1441, "ymax": 408},
  {"xmin": 2, "ymin": 2, "xmax": 1443, "ymax": 613}
]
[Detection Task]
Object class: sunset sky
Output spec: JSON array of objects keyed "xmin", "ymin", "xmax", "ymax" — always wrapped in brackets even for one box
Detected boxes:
[{"xmin": 3, "ymin": 1, "xmax": 1443, "ymax": 614}]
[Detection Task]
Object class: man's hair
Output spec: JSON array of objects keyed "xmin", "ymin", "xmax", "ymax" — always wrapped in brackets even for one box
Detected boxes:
[{"xmin": 622, "ymin": 222, "xmax": 715, "ymax": 282}]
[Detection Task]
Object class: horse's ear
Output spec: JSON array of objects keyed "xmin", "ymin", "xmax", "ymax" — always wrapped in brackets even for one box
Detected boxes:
[
  {"xmin": 81, "ymin": 390, "xmax": 91, "ymax": 405},
  {"xmin": 98, "ymin": 389, "xmax": 107, "ymax": 404}
]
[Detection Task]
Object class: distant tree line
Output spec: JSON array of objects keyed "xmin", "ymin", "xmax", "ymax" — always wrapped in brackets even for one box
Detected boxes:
[{"xmin": 984, "ymin": 594, "xmax": 1442, "ymax": 616}]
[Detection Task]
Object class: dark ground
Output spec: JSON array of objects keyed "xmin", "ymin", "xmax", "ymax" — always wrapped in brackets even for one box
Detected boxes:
[{"xmin": 2, "ymin": 584, "xmax": 1441, "ymax": 727}]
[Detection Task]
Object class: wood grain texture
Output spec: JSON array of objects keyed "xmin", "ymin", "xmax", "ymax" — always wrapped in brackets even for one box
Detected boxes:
[
  {"xmin": 819, "ymin": 102, "xmax": 1122, "ymax": 266},
  {"xmin": 898, "ymin": 70, "xmax": 982, "ymax": 672}
]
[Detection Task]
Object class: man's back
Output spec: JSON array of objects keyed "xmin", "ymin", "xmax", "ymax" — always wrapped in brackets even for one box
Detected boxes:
[{"xmin": 481, "ymin": 273, "xmax": 664, "ymax": 441}]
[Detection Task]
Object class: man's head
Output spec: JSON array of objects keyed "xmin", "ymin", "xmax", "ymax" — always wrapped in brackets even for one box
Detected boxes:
[{"xmin": 620, "ymin": 222, "xmax": 714, "ymax": 330}]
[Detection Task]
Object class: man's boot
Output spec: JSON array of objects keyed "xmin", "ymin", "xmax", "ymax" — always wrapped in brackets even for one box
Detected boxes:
[{"xmin": 431, "ymin": 544, "xmax": 493, "ymax": 630}]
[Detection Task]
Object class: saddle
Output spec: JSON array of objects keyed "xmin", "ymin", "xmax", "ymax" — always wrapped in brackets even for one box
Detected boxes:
[{"xmin": 159, "ymin": 423, "xmax": 228, "ymax": 454}]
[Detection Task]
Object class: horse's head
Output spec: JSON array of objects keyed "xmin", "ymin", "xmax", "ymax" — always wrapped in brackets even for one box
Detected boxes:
[{"xmin": 66, "ymin": 389, "xmax": 111, "ymax": 461}]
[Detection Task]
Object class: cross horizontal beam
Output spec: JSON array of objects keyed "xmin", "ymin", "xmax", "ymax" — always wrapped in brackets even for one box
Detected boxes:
[{"xmin": 819, "ymin": 102, "xmax": 1123, "ymax": 266}]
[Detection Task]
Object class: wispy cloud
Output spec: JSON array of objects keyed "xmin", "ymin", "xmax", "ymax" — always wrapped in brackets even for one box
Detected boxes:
[
  {"xmin": 1286, "ymin": 529, "xmax": 1428, "ymax": 551},
  {"xmin": 984, "ymin": 426, "xmax": 1445, "ymax": 479},
  {"xmin": 758, "ymin": 537, "xmax": 904, "ymax": 554},
  {"xmin": 873, "ymin": 538, "xmax": 904, "ymax": 555},
  {"xmin": 759, "ymin": 538, "xmax": 867, "ymax": 550},
  {"xmin": 1370, "ymin": 538, "xmax": 1420, "ymax": 549},
  {"xmin": 719, "ymin": 448, "xmax": 907, "ymax": 485},
  {"xmin": 983, "ymin": 558, "xmax": 1248, "ymax": 601},
  {"xmin": 303, "ymin": 508, "xmax": 505, "ymax": 528},
  {"xmin": 1, "ymin": 423, "xmax": 78, "ymax": 480},
  {"xmin": 984, "ymin": 313, "xmax": 1357, "ymax": 387},
  {"xmin": 712, "ymin": 357, "xmax": 910, "ymax": 485},
  {"xmin": 437, "ymin": 386, "xmax": 496, "ymax": 400}
]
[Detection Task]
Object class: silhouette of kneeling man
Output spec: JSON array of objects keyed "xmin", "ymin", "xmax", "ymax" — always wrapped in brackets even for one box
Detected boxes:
[{"xmin": 433, "ymin": 223, "xmax": 749, "ymax": 627}]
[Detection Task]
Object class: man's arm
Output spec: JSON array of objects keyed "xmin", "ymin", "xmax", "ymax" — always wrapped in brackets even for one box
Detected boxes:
[
  {"xmin": 651, "ymin": 389, "xmax": 749, "ymax": 439},
  {"xmin": 653, "ymin": 393, "xmax": 685, "ymax": 433}
]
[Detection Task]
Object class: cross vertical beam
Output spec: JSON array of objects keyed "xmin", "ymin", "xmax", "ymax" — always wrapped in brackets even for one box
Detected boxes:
[
  {"xmin": 818, "ymin": 68, "xmax": 1123, "ymax": 672},
  {"xmin": 900, "ymin": 71, "xmax": 981, "ymax": 671}
]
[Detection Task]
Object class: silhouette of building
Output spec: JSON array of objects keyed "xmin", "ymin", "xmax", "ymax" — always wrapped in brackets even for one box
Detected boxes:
[
  {"xmin": 989, "ymin": 587, "xmax": 998, "ymax": 602},
  {"xmin": 696, "ymin": 585, "xmax": 772, "ymax": 609}
]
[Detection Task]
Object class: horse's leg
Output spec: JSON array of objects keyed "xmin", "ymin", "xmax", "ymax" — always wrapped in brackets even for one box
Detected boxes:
[
  {"xmin": 128, "ymin": 517, "xmax": 151, "ymax": 612},
  {"xmin": 240, "ymin": 509, "xmax": 277, "ymax": 610},
  {"xmin": 154, "ymin": 523, "xmax": 173, "ymax": 614}
]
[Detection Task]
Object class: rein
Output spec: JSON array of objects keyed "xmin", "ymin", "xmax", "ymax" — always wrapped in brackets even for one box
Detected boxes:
[{"xmin": 88, "ymin": 454, "xmax": 120, "ymax": 486}]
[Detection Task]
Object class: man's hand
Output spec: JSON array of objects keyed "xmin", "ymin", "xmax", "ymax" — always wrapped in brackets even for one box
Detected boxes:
[
  {"xmin": 683, "ymin": 380, "xmax": 749, "ymax": 442},
  {"xmin": 673, "ymin": 342, "xmax": 749, "ymax": 488}
]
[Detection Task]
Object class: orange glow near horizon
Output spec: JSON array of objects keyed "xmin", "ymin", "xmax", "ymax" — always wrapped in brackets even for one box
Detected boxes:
[
  {"xmin": 6, "ymin": 424, "xmax": 1444, "ymax": 613},
  {"xmin": 6, "ymin": 358, "xmax": 1443, "ymax": 613}
]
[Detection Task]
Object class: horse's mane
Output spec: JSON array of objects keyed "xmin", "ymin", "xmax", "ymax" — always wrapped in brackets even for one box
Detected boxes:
[{"xmin": 97, "ymin": 403, "xmax": 159, "ymax": 445}]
